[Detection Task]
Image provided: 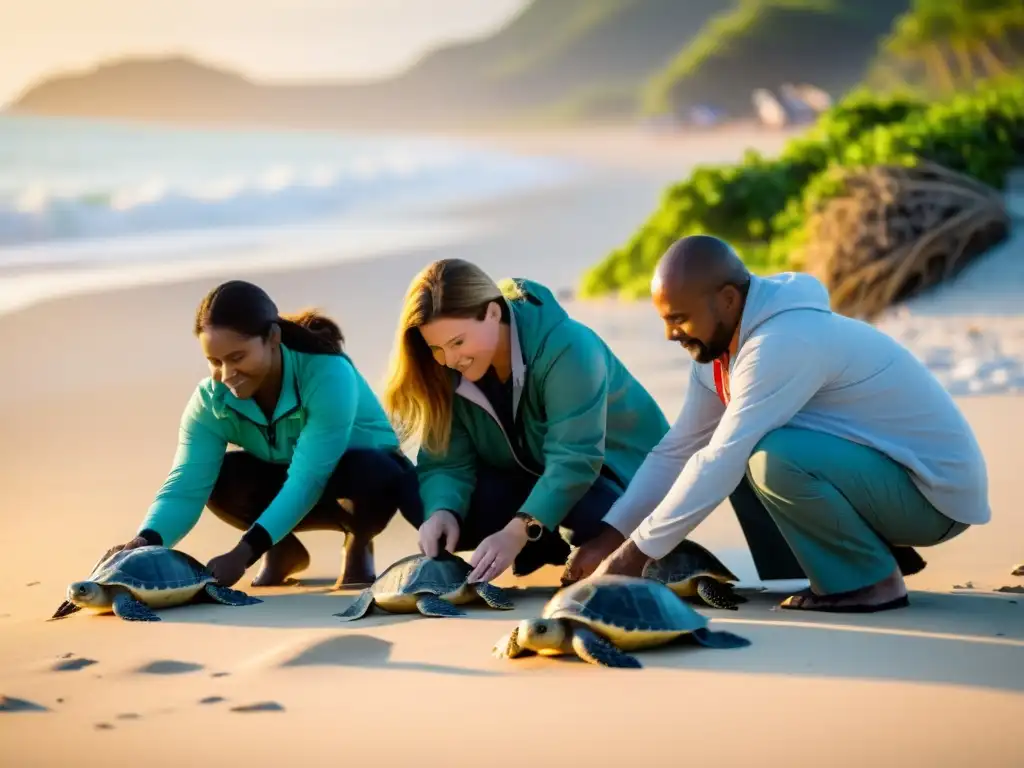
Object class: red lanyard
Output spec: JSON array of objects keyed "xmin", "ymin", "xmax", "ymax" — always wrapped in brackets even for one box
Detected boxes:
[{"xmin": 713, "ymin": 352, "xmax": 731, "ymax": 406}]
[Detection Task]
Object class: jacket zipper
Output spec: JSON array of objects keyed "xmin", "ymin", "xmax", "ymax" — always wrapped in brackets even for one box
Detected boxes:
[{"xmin": 226, "ymin": 404, "xmax": 300, "ymax": 451}]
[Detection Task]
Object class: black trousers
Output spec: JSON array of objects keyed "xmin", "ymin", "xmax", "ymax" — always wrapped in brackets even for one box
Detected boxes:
[
  {"xmin": 207, "ymin": 447, "xmax": 424, "ymax": 544},
  {"xmin": 404, "ymin": 463, "xmax": 624, "ymax": 571}
]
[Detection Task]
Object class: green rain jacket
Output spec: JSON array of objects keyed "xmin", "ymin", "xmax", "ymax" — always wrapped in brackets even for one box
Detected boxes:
[
  {"xmin": 137, "ymin": 344, "xmax": 400, "ymax": 550},
  {"xmin": 417, "ymin": 278, "xmax": 670, "ymax": 530}
]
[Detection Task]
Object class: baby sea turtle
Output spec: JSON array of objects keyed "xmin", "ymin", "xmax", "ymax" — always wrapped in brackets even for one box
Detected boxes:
[
  {"xmin": 642, "ymin": 539, "xmax": 745, "ymax": 610},
  {"xmin": 50, "ymin": 546, "xmax": 262, "ymax": 622},
  {"xmin": 334, "ymin": 552, "xmax": 515, "ymax": 620},
  {"xmin": 492, "ymin": 575, "xmax": 751, "ymax": 668}
]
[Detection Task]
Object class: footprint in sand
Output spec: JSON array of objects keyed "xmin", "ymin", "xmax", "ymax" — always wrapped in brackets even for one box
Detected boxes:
[
  {"xmin": 199, "ymin": 696, "xmax": 225, "ymax": 705},
  {"xmin": 210, "ymin": 672, "xmax": 230, "ymax": 678},
  {"xmin": 51, "ymin": 657, "xmax": 98, "ymax": 672},
  {"xmin": 135, "ymin": 660, "xmax": 204, "ymax": 675},
  {"xmin": 116, "ymin": 712, "xmax": 140, "ymax": 720},
  {"xmin": 25, "ymin": 581, "xmax": 40, "ymax": 587},
  {"xmin": 230, "ymin": 701, "xmax": 284, "ymax": 713},
  {"xmin": 94, "ymin": 723, "xmax": 114, "ymax": 730},
  {"xmin": 1, "ymin": 695, "xmax": 48, "ymax": 713}
]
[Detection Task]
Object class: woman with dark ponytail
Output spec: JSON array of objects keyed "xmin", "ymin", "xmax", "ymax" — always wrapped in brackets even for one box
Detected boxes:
[{"xmin": 102, "ymin": 280, "xmax": 423, "ymax": 589}]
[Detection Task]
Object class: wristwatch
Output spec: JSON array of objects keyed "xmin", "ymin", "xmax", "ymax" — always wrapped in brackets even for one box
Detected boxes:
[{"xmin": 514, "ymin": 512, "xmax": 544, "ymax": 542}]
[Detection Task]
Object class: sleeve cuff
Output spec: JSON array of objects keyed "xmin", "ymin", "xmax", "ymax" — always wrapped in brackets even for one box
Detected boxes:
[
  {"xmin": 137, "ymin": 529, "xmax": 164, "ymax": 547},
  {"xmin": 240, "ymin": 524, "xmax": 273, "ymax": 564}
]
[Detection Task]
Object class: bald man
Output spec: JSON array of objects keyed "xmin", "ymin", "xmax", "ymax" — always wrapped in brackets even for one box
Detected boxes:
[{"xmin": 564, "ymin": 235, "xmax": 990, "ymax": 613}]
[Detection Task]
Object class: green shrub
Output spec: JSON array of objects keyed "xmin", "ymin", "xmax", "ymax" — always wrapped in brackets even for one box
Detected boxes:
[
  {"xmin": 769, "ymin": 77, "xmax": 1024, "ymax": 268},
  {"xmin": 579, "ymin": 90, "xmax": 927, "ymax": 297}
]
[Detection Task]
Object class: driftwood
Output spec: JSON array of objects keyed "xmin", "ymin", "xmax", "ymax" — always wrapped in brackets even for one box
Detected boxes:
[{"xmin": 797, "ymin": 161, "xmax": 1011, "ymax": 321}]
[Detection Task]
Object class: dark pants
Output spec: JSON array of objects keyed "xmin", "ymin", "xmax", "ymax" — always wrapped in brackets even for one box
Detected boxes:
[
  {"xmin": 206, "ymin": 447, "xmax": 424, "ymax": 541},
  {"xmin": 405, "ymin": 463, "xmax": 623, "ymax": 574}
]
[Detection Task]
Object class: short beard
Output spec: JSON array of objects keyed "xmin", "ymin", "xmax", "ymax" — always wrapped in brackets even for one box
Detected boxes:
[{"xmin": 686, "ymin": 320, "xmax": 733, "ymax": 364}]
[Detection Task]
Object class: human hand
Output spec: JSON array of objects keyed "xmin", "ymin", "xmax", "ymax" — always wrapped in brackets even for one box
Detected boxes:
[
  {"xmin": 591, "ymin": 539, "xmax": 650, "ymax": 579},
  {"xmin": 467, "ymin": 520, "xmax": 529, "ymax": 584},
  {"xmin": 206, "ymin": 542, "xmax": 254, "ymax": 587},
  {"xmin": 97, "ymin": 536, "xmax": 149, "ymax": 569},
  {"xmin": 561, "ymin": 523, "xmax": 627, "ymax": 585},
  {"xmin": 418, "ymin": 509, "xmax": 460, "ymax": 558}
]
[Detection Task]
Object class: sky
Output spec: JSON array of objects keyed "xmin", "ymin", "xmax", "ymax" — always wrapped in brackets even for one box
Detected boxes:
[{"xmin": 0, "ymin": 0, "xmax": 527, "ymax": 106}]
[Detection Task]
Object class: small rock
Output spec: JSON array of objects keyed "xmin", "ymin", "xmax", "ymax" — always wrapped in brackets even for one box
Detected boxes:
[
  {"xmin": 953, "ymin": 581, "xmax": 974, "ymax": 590},
  {"xmin": 199, "ymin": 696, "xmax": 225, "ymax": 705},
  {"xmin": 1012, "ymin": 563, "xmax": 1024, "ymax": 577},
  {"xmin": 94, "ymin": 723, "xmax": 114, "ymax": 730},
  {"xmin": 25, "ymin": 581, "xmax": 39, "ymax": 587},
  {"xmin": 210, "ymin": 672, "xmax": 230, "ymax": 678}
]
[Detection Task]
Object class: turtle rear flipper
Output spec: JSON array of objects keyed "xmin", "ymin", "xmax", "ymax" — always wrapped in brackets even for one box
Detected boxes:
[
  {"xmin": 112, "ymin": 593, "xmax": 160, "ymax": 622},
  {"xmin": 688, "ymin": 627, "xmax": 751, "ymax": 649},
  {"xmin": 696, "ymin": 577, "xmax": 740, "ymax": 610},
  {"xmin": 473, "ymin": 582, "xmax": 515, "ymax": 610},
  {"xmin": 416, "ymin": 595, "xmax": 466, "ymax": 617},
  {"xmin": 571, "ymin": 627, "xmax": 642, "ymax": 668},
  {"xmin": 204, "ymin": 584, "xmax": 263, "ymax": 607},
  {"xmin": 50, "ymin": 600, "xmax": 82, "ymax": 621},
  {"xmin": 334, "ymin": 589, "xmax": 375, "ymax": 621}
]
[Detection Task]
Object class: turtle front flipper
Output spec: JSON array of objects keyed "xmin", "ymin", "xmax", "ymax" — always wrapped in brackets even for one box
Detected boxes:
[
  {"xmin": 571, "ymin": 627, "xmax": 642, "ymax": 669},
  {"xmin": 333, "ymin": 589, "xmax": 375, "ymax": 621},
  {"xmin": 204, "ymin": 584, "xmax": 263, "ymax": 607},
  {"xmin": 112, "ymin": 593, "xmax": 160, "ymax": 622},
  {"xmin": 415, "ymin": 595, "xmax": 467, "ymax": 617},
  {"xmin": 492, "ymin": 626, "xmax": 530, "ymax": 659},
  {"xmin": 696, "ymin": 577, "xmax": 740, "ymax": 610},
  {"xmin": 50, "ymin": 600, "xmax": 82, "ymax": 621},
  {"xmin": 688, "ymin": 627, "xmax": 751, "ymax": 649},
  {"xmin": 472, "ymin": 582, "xmax": 515, "ymax": 610}
]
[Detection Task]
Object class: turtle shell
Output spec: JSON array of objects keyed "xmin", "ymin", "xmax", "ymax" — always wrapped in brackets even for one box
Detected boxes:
[
  {"xmin": 544, "ymin": 576, "xmax": 709, "ymax": 650},
  {"xmin": 642, "ymin": 540, "xmax": 739, "ymax": 587},
  {"xmin": 370, "ymin": 552, "xmax": 472, "ymax": 600},
  {"xmin": 92, "ymin": 546, "xmax": 213, "ymax": 594}
]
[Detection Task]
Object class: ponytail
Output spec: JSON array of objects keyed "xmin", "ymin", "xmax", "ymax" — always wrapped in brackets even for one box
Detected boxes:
[{"xmin": 277, "ymin": 310, "xmax": 344, "ymax": 356}]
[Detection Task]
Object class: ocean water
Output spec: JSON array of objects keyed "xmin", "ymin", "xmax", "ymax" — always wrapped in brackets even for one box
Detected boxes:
[{"xmin": 0, "ymin": 114, "xmax": 575, "ymax": 314}]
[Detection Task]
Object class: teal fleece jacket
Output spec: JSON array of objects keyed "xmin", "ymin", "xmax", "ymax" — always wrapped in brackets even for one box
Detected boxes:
[
  {"xmin": 416, "ymin": 278, "xmax": 670, "ymax": 530},
  {"xmin": 137, "ymin": 343, "xmax": 399, "ymax": 555}
]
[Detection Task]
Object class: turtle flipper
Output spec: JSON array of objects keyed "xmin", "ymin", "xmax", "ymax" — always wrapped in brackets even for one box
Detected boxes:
[
  {"xmin": 50, "ymin": 600, "xmax": 82, "ymax": 621},
  {"xmin": 696, "ymin": 577, "xmax": 740, "ymax": 610},
  {"xmin": 492, "ymin": 626, "xmax": 531, "ymax": 659},
  {"xmin": 415, "ymin": 595, "xmax": 466, "ymax": 617},
  {"xmin": 688, "ymin": 627, "xmax": 751, "ymax": 649},
  {"xmin": 472, "ymin": 582, "xmax": 515, "ymax": 610},
  {"xmin": 333, "ymin": 589, "xmax": 375, "ymax": 621},
  {"xmin": 204, "ymin": 583, "xmax": 263, "ymax": 607},
  {"xmin": 571, "ymin": 627, "xmax": 642, "ymax": 669},
  {"xmin": 112, "ymin": 592, "xmax": 160, "ymax": 622}
]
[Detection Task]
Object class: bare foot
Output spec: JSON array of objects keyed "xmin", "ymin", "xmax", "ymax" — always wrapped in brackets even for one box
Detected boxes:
[
  {"xmin": 781, "ymin": 569, "xmax": 909, "ymax": 613},
  {"xmin": 251, "ymin": 535, "xmax": 310, "ymax": 587},
  {"xmin": 334, "ymin": 535, "xmax": 375, "ymax": 589}
]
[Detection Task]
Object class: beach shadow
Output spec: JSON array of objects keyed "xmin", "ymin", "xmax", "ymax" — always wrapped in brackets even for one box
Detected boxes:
[
  {"xmin": 522, "ymin": 591, "xmax": 1024, "ymax": 693},
  {"xmin": 157, "ymin": 586, "xmax": 557, "ymax": 629},
  {"xmin": 279, "ymin": 634, "xmax": 500, "ymax": 677}
]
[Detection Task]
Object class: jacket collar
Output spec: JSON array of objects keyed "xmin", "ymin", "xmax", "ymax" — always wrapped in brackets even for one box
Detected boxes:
[{"xmin": 212, "ymin": 343, "xmax": 301, "ymax": 425}]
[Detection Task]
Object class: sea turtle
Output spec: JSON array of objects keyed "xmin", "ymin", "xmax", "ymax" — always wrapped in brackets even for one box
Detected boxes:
[
  {"xmin": 642, "ymin": 539, "xmax": 746, "ymax": 610},
  {"xmin": 50, "ymin": 546, "xmax": 263, "ymax": 622},
  {"xmin": 334, "ymin": 551, "xmax": 515, "ymax": 620},
  {"xmin": 492, "ymin": 575, "xmax": 750, "ymax": 668}
]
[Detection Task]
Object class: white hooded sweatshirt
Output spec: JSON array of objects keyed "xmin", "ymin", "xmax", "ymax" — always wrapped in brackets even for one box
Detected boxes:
[{"xmin": 603, "ymin": 272, "xmax": 991, "ymax": 560}]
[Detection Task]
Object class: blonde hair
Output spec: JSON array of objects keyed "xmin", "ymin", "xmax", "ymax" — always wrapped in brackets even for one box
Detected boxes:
[{"xmin": 383, "ymin": 258, "xmax": 524, "ymax": 455}]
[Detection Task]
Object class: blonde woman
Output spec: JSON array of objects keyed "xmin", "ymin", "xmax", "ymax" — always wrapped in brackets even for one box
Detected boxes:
[{"xmin": 383, "ymin": 258, "xmax": 670, "ymax": 585}]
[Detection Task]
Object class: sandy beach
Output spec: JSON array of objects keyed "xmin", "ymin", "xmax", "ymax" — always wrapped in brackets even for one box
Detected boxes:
[{"xmin": 1, "ymin": 127, "xmax": 1023, "ymax": 767}]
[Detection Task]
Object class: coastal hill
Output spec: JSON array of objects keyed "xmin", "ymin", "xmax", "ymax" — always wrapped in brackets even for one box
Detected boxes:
[{"xmin": 8, "ymin": 0, "xmax": 906, "ymax": 129}]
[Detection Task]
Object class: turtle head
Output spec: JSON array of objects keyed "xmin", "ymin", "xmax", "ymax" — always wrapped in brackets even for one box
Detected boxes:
[
  {"xmin": 67, "ymin": 581, "xmax": 108, "ymax": 608},
  {"xmin": 517, "ymin": 618, "xmax": 568, "ymax": 654}
]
